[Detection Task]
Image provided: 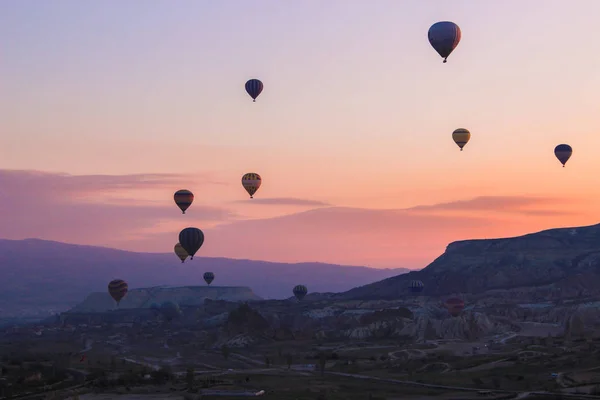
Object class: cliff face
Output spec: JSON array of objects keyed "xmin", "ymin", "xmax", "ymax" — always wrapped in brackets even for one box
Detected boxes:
[
  {"xmin": 69, "ymin": 286, "xmax": 262, "ymax": 313},
  {"xmin": 339, "ymin": 223, "xmax": 600, "ymax": 300}
]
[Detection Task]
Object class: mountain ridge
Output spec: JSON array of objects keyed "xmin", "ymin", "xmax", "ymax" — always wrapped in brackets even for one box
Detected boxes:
[
  {"xmin": 0, "ymin": 238, "xmax": 409, "ymax": 317},
  {"xmin": 338, "ymin": 222, "xmax": 600, "ymax": 300}
]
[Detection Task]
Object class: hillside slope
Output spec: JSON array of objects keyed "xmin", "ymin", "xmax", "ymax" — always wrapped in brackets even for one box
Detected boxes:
[
  {"xmin": 0, "ymin": 238, "xmax": 408, "ymax": 316},
  {"xmin": 340, "ymin": 223, "xmax": 600, "ymax": 300}
]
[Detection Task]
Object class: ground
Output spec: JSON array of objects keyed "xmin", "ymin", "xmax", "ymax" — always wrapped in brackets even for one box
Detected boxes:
[{"xmin": 1, "ymin": 325, "xmax": 600, "ymax": 399}]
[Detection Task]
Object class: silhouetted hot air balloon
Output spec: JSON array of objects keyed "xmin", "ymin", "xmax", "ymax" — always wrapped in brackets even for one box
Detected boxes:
[
  {"xmin": 444, "ymin": 297, "xmax": 464, "ymax": 317},
  {"xmin": 108, "ymin": 279, "xmax": 128, "ymax": 305},
  {"xmin": 179, "ymin": 227, "xmax": 204, "ymax": 259},
  {"xmin": 160, "ymin": 301, "xmax": 181, "ymax": 322},
  {"xmin": 293, "ymin": 285, "xmax": 308, "ymax": 301},
  {"xmin": 174, "ymin": 190, "xmax": 194, "ymax": 214},
  {"xmin": 409, "ymin": 280, "xmax": 424, "ymax": 293},
  {"xmin": 452, "ymin": 128, "xmax": 470, "ymax": 151},
  {"xmin": 242, "ymin": 173, "xmax": 262, "ymax": 199},
  {"xmin": 149, "ymin": 303, "xmax": 161, "ymax": 317},
  {"xmin": 245, "ymin": 79, "xmax": 263, "ymax": 102},
  {"xmin": 428, "ymin": 21, "xmax": 461, "ymax": 63},
  {"xmin": 554, "ymin": 144, "xmax": 572, "ymax": 167},
  {"xmin": 203, "ymin": 272, "xmax": 215, "ymax": 286},
  {"xmin": 174, "ymin": 243, "xmax": 189, "ymax": 263}
]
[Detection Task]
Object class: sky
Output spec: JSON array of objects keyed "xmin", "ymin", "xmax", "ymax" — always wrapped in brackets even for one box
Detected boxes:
[{"xmin": 1, "ymin": 0, "xmax": 600, "ymax": 269}]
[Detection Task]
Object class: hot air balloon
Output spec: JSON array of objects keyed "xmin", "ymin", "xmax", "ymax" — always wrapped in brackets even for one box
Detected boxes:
[
  {"xmin": 242, "ymin": 173, "xmax": 261, "ymax": 199},
  {"xmin": 444, "ymin": 297, "xmax": 464, "ymax": 317},
  {"xmin": 409, "ymin": 280, "xmax": 424, "ymax": 293},
  {"xmin": 554, "ymin": 144, "xmax": 572, "ymax": 167},
  {"xmin": 245, "ymin": 79, "xmax": 263, "ymax": 102},
  {"xmin": 293, "ymin": 285, "xmax": 308, "ymax": 301},
  {"xmin": 174, "ymin": 190, "xmax": 194, "ymax": 214},
  {"xmin": 108, "ymin": 279, "xmax": 128, "ymax": 305},
  {"xmin": 160, "ymin": 301, "xmax": 181, "ymax": 322},
  {"xmin": 150, "ymin": 302, "xmax": 161, "ymax": 316},
  {"xmin": 179, "ymin": 227, "xmax": 204, "ymax": 259},
  {"xmin": 203, "ymin": 272, "xmax": 215, "ymax": 286},
  {"xmin": 174, "ymin": 243, "xmax": 189, "ymax": 263},
  {"xmin": 428, "ymin": 21, "xmax": 461, "ymax": 63},
  {"xmin": 452, "ymin": 128, "xmax": 470, "ymax": 151}
]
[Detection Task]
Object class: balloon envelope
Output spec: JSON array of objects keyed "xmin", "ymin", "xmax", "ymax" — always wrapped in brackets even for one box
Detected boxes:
[
  {"xmin": 245, "ymin": 79, "xmax": 264, "ymax": 102},
  {"xmin": 409, "ymin": 280, "xmax": 424, "ymax": 293},
  {"xmin": 179, "ymin": 227, "xmax": 205, "ymax": 259},
  {"xmin": 452, "ymin": 128, "xmax": 470, "ymax": 151},
  {"xmin": 108, "ymin": 279, "xmax": 128, "ymax": 304},
  {"xmin": 242, "ymin": 173, "xmax": 262, "ymax": 198},
  {"xmin": 203, "ymin": 272, "xmax": 215, "ymax": 285},
  {"xmin": 554, "ymin": 144, "xmax": 572, "ymax": 167},
  {"xmin": 293, "ymin": 284, "xmax": 308, "ymax": 301},
  {"xmin": 174, "ymin": 190, "xmax": 194, "ymax": 214},
  {"xmin": 174, "ymin": 243, "xmax": 189, "ymax": 263},
  {"xmin": 160, "ymin": 301, "xmax": 181, "ymax": 321},
  {"xmin": 444, "ymin": 297, "xmax": 464, "ymax": 317},
  {"xmin": 428, "ymin": 21, "xmax": 461, "ymax": 62}
]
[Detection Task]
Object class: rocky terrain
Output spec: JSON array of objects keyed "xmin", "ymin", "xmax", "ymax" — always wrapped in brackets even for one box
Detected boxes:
[
  {"xmin": 339, "ymin": 222, "xmax": 600, "ymax": 300},
  {"xmin": 70, "ymin": 286, "xmax": 262, "ymax": 313},
  {"xmin": 59, "ymin": 223, "xmax": 600, "ymax": 345},
  {"xmin": 7, "ymin": 223, "xmax": 600, "ymax": 399}
]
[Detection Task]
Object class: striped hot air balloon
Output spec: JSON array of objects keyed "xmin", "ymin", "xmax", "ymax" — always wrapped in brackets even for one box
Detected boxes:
[
  {"xmin": 452, "ymin": 128, "xmax": 471, "ymax": 151},
  {"xmin": 174, "ymin": 189, "xmax": 194, "ymax": 214},
  {"xmin": 242, "ymin": 173, "xmax": 262, "ymax": 199},
  {"xmin": 245, "ymin": 79, "xmax": 264, "ymax": 102},
  {"xmin": 178, "ymin": 227, "xmax": 204, "ymax": 259},
  {"xmin": 108, "ymin": 279, "xmax": 128, "ymax": 305},
  {"xmin": 409, "ymin": 280, "xmax": 424, "ymax": 293},
  {"xmin": 203, "ymin": 272, "xmax": 215, "ymax": 286},
  {"xmin": 293, "ymin": 285, "xmax": 308, "ymax": 301},
  {"xmin": 428, "ymin": 21, "xmax": 462, "ymax": 63}
]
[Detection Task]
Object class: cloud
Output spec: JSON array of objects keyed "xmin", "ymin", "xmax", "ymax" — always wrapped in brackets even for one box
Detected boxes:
[
  {"xmin": 0, "ymin": 169, "xmax": 236, "ymax": 245},
  {"xmin": 233, "ymin": 197, "xmax": 331, "ymax": 206},
  {"xmin": 128, "ymin": 198, "xmax": 587, "ymax": 269},
  {"xmin": 0, "ymin": 177, "xmax": 588, "ymax": 269},
  {"xmin": 407, "ymin": 196, "xmax": 578, "ymax": 216}
]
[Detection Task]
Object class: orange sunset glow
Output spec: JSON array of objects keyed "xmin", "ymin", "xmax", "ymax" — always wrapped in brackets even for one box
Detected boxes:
[{"xmin": 2, "ymin": 0, "xmax": 600, "ymax": 269}]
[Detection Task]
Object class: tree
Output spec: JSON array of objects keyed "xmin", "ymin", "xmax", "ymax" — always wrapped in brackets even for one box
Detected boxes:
[
  {"xmin": 221, "ymin": 345, "xmax": 230, "ymax": 360},
  {"xmin": 318, "ymin": 352, "xmax": 327, "ymax": 376},
  {"xmin": 186, "ymin": 367, "xmax": 194, "ymax": 390}
]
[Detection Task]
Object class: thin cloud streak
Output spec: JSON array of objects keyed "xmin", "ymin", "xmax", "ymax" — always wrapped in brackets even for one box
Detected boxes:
[
  {"xmin": 0, "ymin": 172, "xmax": 590, "ymax": 268},
  {"xmin": 407, "ymin": 196, "xmax": 578, "ymax": 216},
  {"xmin": 234, "ymin": 197, "xmax": 331, "ymax": 206},
  {"xmin": 0, "ymin": 170, "xmax": 236, "ymax": 246}
]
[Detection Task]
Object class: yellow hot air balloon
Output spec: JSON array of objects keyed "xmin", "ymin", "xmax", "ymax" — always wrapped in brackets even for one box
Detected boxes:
[
  {"xmin": 452, "ymin": 128, "xmax": 471, "ymax": 151},
  {"xmin": 241, "ymin": 173, "xmax": 262, "ymax": 199},
  {"xmin": 174, "ymin": 243, "xmax": 189, "ymax": 263}
]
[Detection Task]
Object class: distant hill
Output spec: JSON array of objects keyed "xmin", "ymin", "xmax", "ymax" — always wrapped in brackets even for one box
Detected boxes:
[
  {"xmin": 69, "ymin": 285, "xmax": 262, "ymax": 313},
  {"xmin": 339, "ymin": 223, "xmax": 600, "ymax": 300},
  {"xmin": 0, "ymin": 238, "xmax": 408, "ymax": 317}
]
